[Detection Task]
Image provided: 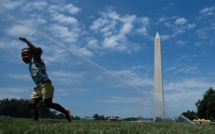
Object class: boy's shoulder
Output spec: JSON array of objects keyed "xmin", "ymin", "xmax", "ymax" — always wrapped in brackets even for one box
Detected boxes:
[{"xmin": 31, "ymin": 57, "xmax": 45, "ymax": 64}]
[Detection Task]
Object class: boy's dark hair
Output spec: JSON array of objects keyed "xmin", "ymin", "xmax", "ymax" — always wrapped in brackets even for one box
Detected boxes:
[
  {"xmin": 22, "ymin": 47, "xmax": 43, "ymax": 56},
  {"xmin": 35, "ymin": 47, "xmax": 43, "ymax": 56}
]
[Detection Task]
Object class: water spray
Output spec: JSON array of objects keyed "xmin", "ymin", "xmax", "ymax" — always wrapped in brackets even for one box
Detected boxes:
[{"xmin": 180, "ymin": 114, "xmax": 195, "ymax": 124}]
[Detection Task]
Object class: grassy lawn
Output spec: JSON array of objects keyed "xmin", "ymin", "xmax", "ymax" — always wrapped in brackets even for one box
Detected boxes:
[{"xmin": 0, "ymin": 118, "xmax": 214, "ymax": 134}]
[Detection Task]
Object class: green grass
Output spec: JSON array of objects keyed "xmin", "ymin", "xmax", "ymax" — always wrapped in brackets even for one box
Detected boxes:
[{"xmin": 0, "ymin": 118, "xmax": 214, "ymax": 134}]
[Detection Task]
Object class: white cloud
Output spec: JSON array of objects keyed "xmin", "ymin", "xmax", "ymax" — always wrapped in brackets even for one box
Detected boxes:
[
  {"xmin": 87, "ymin": 38, "xmax": 99, "ymax": 49},
  {"xmin": 199, "ymin": 7, "xmax": 215, "ymax": 16},
  {"xmin": 196, "ymin": 29, "xmax": 208, "ymax": 39},
  {"xmin": 51, "ymin": 13, "xmax": 78, "ymax": 24},
  {"xmin": 39, "ymin": 43, "xmax": 73, "ymax": 64},
  {"xmin": 24, "ymin": 1, "xmax": 47, "ymax": 11},
  {"xmin": 165, "ymin": 78, "xmax": 214, "ymax": 91},
  {"xmin": 164, "ymin": 18, "xmax": 195, "ymax": 37},
  {"xmin": 44, "ymin": 50, "xmax": 70, "ymax": 64},
  {"xmin": 176, "ymin": 40, "xmax": 188, "ymax": 46},
  {"xmin": 119, "ymin": 15, "xmax": 136, "ymax": 34},
  {"xmin": 35, "ymin": 15, "xmax": 47, "ymax": 24},
  {"xmin": 164, "ymin": 54, "xmax": 200, "ymax": 75},
  {"xmin": 164, "ymin": 89, "xmax": 202, "ymax": 113},
  {"xmin": 47, "ymin": 5, "xmax": 59, "ymax": 13},
  {"xmin": 0, "ymin": 40, "xmax": 22, "ymax": 50},
  {"xmin": 164, "ymin": 79, "xmax": 214, "ymax": 112},
  {"xmin": 195, "ymin": 42, "xmax": 201, "ymax": 46},
  {"xmin": 75, "ymin": 47, "xmax": 93, "ymax": 57},
  {"xmin": 185, "ymin": 24, "xmax": 196, "ymax": 29},
  {"xmin": 102, "ymin": 34, "xmax": 127, "ymax": 50},
  {"xmin": 48, "ymin": 3, "xmax": 81, "ymax": 15},
  {"xmin": 6, "ymin": 25, "xmax": 35, "ymax": 36},
  {"xmin": 97, "ymin": 96, "xmax": 143, "ymax": 103},
  {"xmin": 90, "ymin": 18, "xmax": 108, "ymax": 32},
  {"xmin": 113, "ymin": 67, "xmax": 153, "ymax": 88},
  {"xmin": 100, "ymin": 20, "xmax": 117, "ymax": 37},
  {"xmin": 48, "ymin": 25, "xmax": 80, "ymax": 43},
  {"xmin": 51, "ymin": 71, "xmax": 83, "ymax": 79},
  {"xmin": 159, "ymin": 17, "xmax": 168, "ymax": 22},
  {"xmin": 163, "ymin": 78, "xmax": 211, "ymax": 113},
  {"xmin": 100, "ymin": 9, "xmax": 120, "ymax": 20},
  {"xmin": 165, "ymin": 66, "xmax": 177, "ymax": 71},
  {"xmin": 50, "ymin": 71, "xmax": 84, "ymax": 85},
  {"xmin": 0, "ymin": 87, "xmax": 32, "ymax": 100},
  {"xmin": 90, "ymin": 9, "xmax": 146, "ymax": 53},
  {"xmin": 160, "ymin": 35, "xmax": 170, "ymax": 40},
  {"xmin": 1, "ymin": 0, "xmax": 24, "ymax": 10},
  {"xmin": 137, "ymin": 27, "xmax": 147, "ymax": 35},
  {"xmin": 64, "ymin": 4, "xmax": 81, "ymax": 15},
  {"xmin": 175, "ymin": 18, "xmax": 187, "ymax": 25},
  {"xmin": 137, "ymin": 17, "xmax": 149, "ymax": 35},
  {"xmin": 139, "ymin": 17, "xmax": 149, "ymax": 25},
  {"xmin": 7, "ymin": 74, "xmax": 31, "ymax": 80},
  {"xmin": 174, "ymin": 66, "xmax": 199, "ymax": 74}
]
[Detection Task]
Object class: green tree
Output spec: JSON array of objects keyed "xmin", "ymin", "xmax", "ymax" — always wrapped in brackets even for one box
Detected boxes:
[
  {"xmin": 0, "ymin": 98, "xmax": 30, "ymax": 117},
  {"xmin": 99, "ymin": 115, "xmax": 105, "ymax": 120},
  {"xmin": 182, "ymin": 110, "xmax": 197, "ymax": 120},
  {"xmin": 0, "ymin": 98, "xmax": 10, "ymax": 116},
  {"xmin": 57, "ymin": 113, "xmax": 66, "ymax": 119},
  {"xmin": 37, "ymin": 101, "xmax": 52, "ymax": 118},
  {"xmin": 0, "ymin": 98, "xmax": 60, "ymax": 118},
  {"xmin": 93, "ymin": 113, "xmax": 100, "ymax": 120},
  {"xmin": 16, "ymin": 100, "xmax": 31, "ymax": 118},
  {"xmin": 74, "ymin": 116, "xmax": 80, "ymax": 120},
  {"xmin": 196, "ymin": 87, "xmax": 215, "ymax": 120}
]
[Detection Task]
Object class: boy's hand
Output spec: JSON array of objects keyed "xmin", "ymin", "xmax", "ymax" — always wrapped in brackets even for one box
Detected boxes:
[{"xmin": 19, "ymin": 37, "xmax": 27, "ymax": 42}]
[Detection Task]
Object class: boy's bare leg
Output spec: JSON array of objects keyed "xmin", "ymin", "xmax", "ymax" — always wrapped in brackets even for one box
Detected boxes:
[
  {"xmin": 44, "ymin": 98, "xmax": 72, "ymax": 122},
  {"xmin": 65, "ymin": 109, "xmax": 72, "ymax": 122},
  {"xmin": 29, "ymin": 98, "xmax": 41, "ymax": 121}
]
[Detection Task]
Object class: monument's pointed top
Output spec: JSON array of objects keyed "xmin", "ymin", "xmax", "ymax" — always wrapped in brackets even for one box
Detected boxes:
[{"xmin": 155, "ymin": 32, "xmax": 160, "ymax": 39}]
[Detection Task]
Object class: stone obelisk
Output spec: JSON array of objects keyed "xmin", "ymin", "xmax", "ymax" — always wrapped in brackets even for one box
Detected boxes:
[{"xmin": 154, "ymin": 32, "xmax": 164, "ymax": 120}]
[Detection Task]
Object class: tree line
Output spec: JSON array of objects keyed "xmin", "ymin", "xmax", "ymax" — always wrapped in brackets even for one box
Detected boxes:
[
  {"xmin": 0, "ymin": 98, "xmax": 120, "ymax": 120},
  {"xmin": 0, "ymin": 98, "xmax": 67, "ymax": 119},
  {"xmin": 2, "ymin": 87, "xmax": 214, "ymax": 121},
  {"xmin": 182, "ymin": 87, "xmax": 215, "ymax": 121}
]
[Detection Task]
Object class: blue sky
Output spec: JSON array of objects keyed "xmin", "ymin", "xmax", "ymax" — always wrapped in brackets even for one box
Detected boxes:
[{"xmin": 0, "ymin": 0, "xmax": 215, "ymax": 118}]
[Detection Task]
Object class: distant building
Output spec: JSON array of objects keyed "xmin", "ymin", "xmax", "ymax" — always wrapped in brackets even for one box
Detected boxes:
[{"xmin": 108, "ymin": 117, "xmax": 123, "ymax": 121}]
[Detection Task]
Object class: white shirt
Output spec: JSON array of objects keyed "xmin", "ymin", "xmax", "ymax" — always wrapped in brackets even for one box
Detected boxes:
[{"xmin": 29, "ymin": 58, "xmax": 50, "ymax": 87}]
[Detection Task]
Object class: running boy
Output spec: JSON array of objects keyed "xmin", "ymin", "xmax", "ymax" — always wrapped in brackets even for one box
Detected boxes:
[{"xmin": 19, "ymin": 37, "xmax": 72, "ymax": 122}]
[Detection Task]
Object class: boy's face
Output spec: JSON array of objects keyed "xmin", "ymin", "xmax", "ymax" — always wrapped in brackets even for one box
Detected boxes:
[{"xmin": 21, "ymin": 50, "xmax": 33, "ymax": 64}]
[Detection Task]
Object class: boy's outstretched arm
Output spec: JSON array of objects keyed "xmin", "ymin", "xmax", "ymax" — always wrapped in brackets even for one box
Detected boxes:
[
  {"xmin": 19, "ymin": 37, "xmax": 36, "ymax": 50},
  {"xmin": 19, "ymin": 37, "xmax": 40, "ymax": 60}
]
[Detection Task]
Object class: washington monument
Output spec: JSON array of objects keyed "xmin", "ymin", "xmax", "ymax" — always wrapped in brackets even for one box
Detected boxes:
[{"xmin": 154, "ymin": 32, "xmax": 164, "ymax": 120}]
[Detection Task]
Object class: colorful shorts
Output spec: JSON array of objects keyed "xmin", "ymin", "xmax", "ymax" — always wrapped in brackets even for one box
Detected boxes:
[{"xmin": 31, "ymin": 80, "xmax": 54, "ymax": 100}]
